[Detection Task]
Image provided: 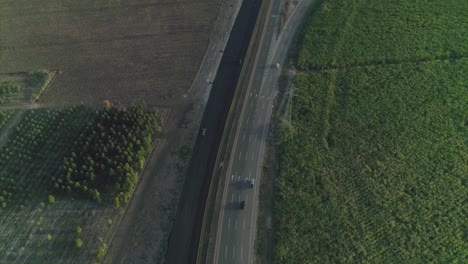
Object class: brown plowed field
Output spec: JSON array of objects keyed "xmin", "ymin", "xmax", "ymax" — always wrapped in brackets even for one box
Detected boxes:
[{"xmin": 0, "ymin": 0, "xmax": 218, "ymax": 106}]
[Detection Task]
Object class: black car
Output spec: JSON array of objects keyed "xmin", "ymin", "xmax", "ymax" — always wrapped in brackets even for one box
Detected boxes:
[{"xmin": 239, "ymin": 201, "xmax": 246, "ymax": 210}]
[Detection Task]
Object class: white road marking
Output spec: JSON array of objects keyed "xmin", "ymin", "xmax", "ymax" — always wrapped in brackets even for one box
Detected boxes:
[
  {"xmin": 241, "ymin": 247, "xmax": 244, "ymax": 261},
  {"xmin": 249, "ymin": 135, "xmax": 252, "ymax": 142},
  {"xmin": 232, "ymin": 247, "xmax": 236, "ymax": 260},
  {"xmin": 231, "ymin": 194, "xmax": 234, "ymax": 203},
  {"xmin": 243, "ymin": 218, "xmax": 246, "ymax": 230},
  {"xmin": 247, "ymin": 116, "xmax": 250, "ymax": 124},
  {"xmin": 252, "ymin": 152, "xmax": 255, "ymax": 160},
  {"xmin": 262, "ymin": 101, "xmax": 265, "ymax": 109},
  {"xmin": 246, "ymin": 194, "xmax": 248, "ymax": 203},
  {"xmin": 243, "ymin": 133, "xmax": 246, "ymax": 142},
  {"xmin": 235, "ymin": 219, "xmax": 238, "ymax": 230},
  {"xmin": 231, "ymin": 174, "xmax": 234, "ymax": 181},
  {"xmin": 239, "ymin": 152, "xmax": 242, "ymax": 160},
  {"xmin": 228, "ymin": 217, "xmax": 231, "ymax": 230},
  {"xmin": 225, "ymin": 246, "xmax": 228, "ymax": 259}
]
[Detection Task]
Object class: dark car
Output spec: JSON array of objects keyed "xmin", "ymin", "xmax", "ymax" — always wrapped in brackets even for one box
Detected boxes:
[{"xmin": 239, "ymin": 201, "xmax": 246, "ymax": 210}]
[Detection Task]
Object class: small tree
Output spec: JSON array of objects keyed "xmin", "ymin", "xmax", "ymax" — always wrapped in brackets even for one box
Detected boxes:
[
  {"xmin": 75, "ymin": 238, "xmax": 83, "ymax": 249},
  {"xmin": 48, "ymin": 195, "xmax": 55, "ymax": 204},
  {"xmin": 96, "ymin": 243, "xmax": 107, "ymax": 261},
  {"xmin": 76, "ymin": 226, "xmax": 82, "ymax": 235},
  {"xmin": 47, "ymin": 234, "xmax": 52, "ymax": 241}
]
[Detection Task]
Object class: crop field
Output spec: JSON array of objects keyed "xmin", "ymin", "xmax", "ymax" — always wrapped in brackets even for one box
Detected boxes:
[
  {"xmin": 274, "ymin": 0, "xmax": 468, "ymax": 263},
  {"xmin": 0, "ymin": 106, "xmax": 162, "ymax": 263},
  {"xmin": 296, "ymin": 0, "xmax": 468, "ymax": 69},
  {"xmin": 0, "ymin": 0, "xmax": 219, "ymax": 106}
]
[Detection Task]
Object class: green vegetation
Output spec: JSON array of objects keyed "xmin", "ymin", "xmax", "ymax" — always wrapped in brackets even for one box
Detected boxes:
[
  {"xmin": 0, "ymin": 110, "xmax": 16, "ymax": 129},
  {"xmin": 27, "ymin": 70, "xmax": 50, "ymax": 100},
  {"xmin": 297, "ymin": 0, "xmax": 468, "ymax": 69},
  {"xmin": 51, "ymin": 106, "xmax": 159, "ymax": 206},
  {"xmin": 0, "ymin": 81, "xmax": 22, "ymax": 104},
  {"xmin": 275, "ymin": 0, "xmax": 468, "ymax": 263},
  {"xmin": 27, "ymin": 71, "xmax": 48, "ymax": 88},
  {"xmin": 0, "ymin": 106, "xmax": 162, "ymax": 262}
]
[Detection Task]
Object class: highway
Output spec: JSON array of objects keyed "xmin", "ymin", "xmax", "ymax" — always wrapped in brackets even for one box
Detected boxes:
[{"xmin": 212, "ymin": 0, "xmax": 317, "ymax": 263}]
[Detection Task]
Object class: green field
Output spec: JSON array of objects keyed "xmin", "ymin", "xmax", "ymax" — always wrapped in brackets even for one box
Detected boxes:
[
  {"xmin": 297, "ymin": 0, "xmax": 468, "ymax": 69},
  {"xmin": 0, "ymin": 107, "xmax": 161, "ymax": 263},
  {"xmin": 274, "ymin": 0, "xmax": 468, "ymax": 263}
]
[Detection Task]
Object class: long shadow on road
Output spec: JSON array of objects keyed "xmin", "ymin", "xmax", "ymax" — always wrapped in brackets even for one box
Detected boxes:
[{"xmin": 166, "ymin": 0, "xmax": 262, "ymax": 263}]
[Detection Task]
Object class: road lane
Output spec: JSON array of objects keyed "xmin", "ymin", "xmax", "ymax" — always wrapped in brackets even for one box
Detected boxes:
[{"xmin": 212, "ymin": 0, "xmax": 317, "ymax": 263}]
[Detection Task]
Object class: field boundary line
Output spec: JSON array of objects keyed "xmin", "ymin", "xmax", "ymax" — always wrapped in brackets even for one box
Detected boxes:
[{"xmin": 304, "ymin": 56, "xmax": 468, "ymax": 73}]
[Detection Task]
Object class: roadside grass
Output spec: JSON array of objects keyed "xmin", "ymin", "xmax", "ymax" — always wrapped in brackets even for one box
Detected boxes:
[{"xmin": 0, "ymin": 106, "xmax": 162, "ymax": 263}]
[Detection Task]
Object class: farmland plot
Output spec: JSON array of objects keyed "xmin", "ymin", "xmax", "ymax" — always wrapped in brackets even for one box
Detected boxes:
[
  {"xmin": 0, "ymin": 0, "xmax": 219, "ymax": 106},
  {"xmin": 274, "ymin": 0, "xmax": 468, "ymax": 263},
  {"xmin": 0, "ymin": 106, "xmax": 162, "ymax": 263},
  {"xmin": 297, "ymin": 0, "xmax": 468, "ymax": 69}
]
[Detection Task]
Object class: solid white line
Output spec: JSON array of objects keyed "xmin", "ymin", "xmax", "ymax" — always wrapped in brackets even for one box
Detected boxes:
[{"xmin": 228, "ymin": 217, "xmax": 231, "ymax": 230}]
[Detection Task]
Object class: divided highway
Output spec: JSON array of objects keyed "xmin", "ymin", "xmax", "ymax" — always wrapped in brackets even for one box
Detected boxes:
[
  {"xmin": 211, "ymin": 0, "xmax": 316, "ymax": 263},
  {"xmin": 166, "ymin": 0, "xmax": 262, "ymax": 263}
]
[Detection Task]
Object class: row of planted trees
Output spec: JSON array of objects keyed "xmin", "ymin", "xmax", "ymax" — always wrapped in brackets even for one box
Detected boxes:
[{"xmin": 50, "ymin": 106, "xmax": 161, "ymax": 207}]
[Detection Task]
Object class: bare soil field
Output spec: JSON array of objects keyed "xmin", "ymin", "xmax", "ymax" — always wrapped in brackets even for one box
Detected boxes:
[{"xmin": 0, "ymin": 0, "xmax": 219, "ymax": 106}]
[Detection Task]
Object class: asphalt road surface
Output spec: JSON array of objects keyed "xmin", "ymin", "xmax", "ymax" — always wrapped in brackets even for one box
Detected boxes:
[
  {"xmin": 166, "ymin": 0, "xmax": 262, "ymax": 263},
  {"xmin": 213, "ymin": 0, "xmax": 317, "ymax": 263}
]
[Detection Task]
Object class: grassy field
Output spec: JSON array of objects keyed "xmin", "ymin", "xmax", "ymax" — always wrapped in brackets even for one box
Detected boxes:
[
  {"xmin": 0, "ymin": 106, "xmax": 162, "ymax": 263},
  {"xmin": 0, "ymin": 0, "xmax": 218, "ymax": 106},
  {"xmin": 296, "ymin": 0, "xmax": 468, "ymax": 69},
  {"xmin": 274, "ymin": 0, "xmax": 468, "ymax": 263}
]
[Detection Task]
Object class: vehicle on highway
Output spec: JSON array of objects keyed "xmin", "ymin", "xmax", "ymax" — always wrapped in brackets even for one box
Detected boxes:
[
  {"xmin": 249, "ymin": 178, "xmax": 255, "ymax": 188},
  {"xmin": 275, "ymin": 62, "xmax": 280, "ymax": 69},
  {"xmin": 201, "ymin": 128, "xmax": 206, "ymax": 136},
  {"xmin": 239, "ymin": 201, "xmax": 246, "ymax": 210}
]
